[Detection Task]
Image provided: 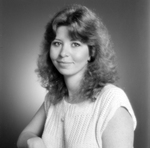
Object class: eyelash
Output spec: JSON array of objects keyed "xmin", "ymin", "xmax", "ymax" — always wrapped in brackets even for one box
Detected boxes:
[
  {"xmin": 72, "ymin": 42, "xmax": 80, "ymax": 47},
  {"xmin": 51, "ymin": 41, "xmax": 81, "ymax": 47},
  {"xmin": 52, "ymin": 41, "xmax": 61, "ymax": 47}
]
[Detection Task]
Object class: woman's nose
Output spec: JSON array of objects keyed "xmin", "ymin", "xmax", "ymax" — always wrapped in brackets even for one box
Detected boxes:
[{"xmin": 59, "ymin": 44, "xmax": 69, "ymax": 57}]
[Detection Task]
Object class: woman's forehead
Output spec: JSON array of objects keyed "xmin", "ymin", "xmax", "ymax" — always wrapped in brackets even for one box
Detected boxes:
[{"xmin": 55, "ymin": 26, "xmax": 70, "ymax": 39}]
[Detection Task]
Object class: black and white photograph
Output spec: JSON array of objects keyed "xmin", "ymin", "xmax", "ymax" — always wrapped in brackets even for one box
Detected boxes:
[{"xmin": 1, "ymin": 0, "xmax": 150, "ymax": 148}]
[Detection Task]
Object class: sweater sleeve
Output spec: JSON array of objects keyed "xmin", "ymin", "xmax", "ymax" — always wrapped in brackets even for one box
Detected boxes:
[{"xmin": 96, "ymin": 86, "xmax": 137, "ymax": 137}]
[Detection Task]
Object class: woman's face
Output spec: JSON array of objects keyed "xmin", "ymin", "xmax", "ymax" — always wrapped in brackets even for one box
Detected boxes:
[{"xmin": 50, "ymin": 26, "xmax": 90, "ymax": 78}]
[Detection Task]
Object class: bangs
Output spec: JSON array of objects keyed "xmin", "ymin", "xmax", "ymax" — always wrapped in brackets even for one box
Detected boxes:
[
  {"xmin": 52, "ymin": 10, "xmax": 89, "ymax": 43},
  {"xmin": 68, "ymin": 24, "xmax": 89, "ymax": 43},
  {"xmin": 52, "ymin": 22, "xmax": 89, "ymax": 43}
]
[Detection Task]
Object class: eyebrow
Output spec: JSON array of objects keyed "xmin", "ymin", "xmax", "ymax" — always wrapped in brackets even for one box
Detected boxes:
[
  {"xmin": 54, "ymin": 38, "xmax": 81, "ymax": 43},
  {"xmin": 53, "ymin": 39, "xmax": 62, "ymax": 42},
  {"xmin": 70, "ymin": 39, "xmax": 82, "ymax": 43}
]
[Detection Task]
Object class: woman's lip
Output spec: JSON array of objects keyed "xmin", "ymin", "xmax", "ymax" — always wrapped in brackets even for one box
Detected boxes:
[
  {"xmin": 57, "ymin": 61, "xmax": 73, "ymax": 64},
  {"xmin": 57, "ymin": 61, "xmax": 74, "ymax": 67}
]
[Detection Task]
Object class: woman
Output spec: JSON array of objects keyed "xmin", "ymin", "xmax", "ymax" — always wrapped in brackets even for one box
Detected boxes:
[{"xmin": 17, "ymin": 4, "xmax": 137, "ymax": 148}]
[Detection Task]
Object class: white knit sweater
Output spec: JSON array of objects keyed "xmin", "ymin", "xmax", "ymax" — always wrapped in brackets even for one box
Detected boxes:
[{"xmin": 42, "ymin": 84, "xmax": 137, "ymax": 148}]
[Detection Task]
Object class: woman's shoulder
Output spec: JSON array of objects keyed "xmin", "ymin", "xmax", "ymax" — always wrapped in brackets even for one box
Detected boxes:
[
  {"xmin": 97, "ymin": 83, "xmax": 125, "ymax": 97},
  {"xmin": 95, "ymin": 83, "xmax": 137, "ymax": 130},
  {"xmin": 103, "ymin": 83, "xmax": 123, "ymax": 91},
  {"xmin": 44, "ymin": 92, "xmax": 52, "ymax": 114},
  {"xmin": 95, "ymin": 83, "xmax": 129, "ymax": 105}
]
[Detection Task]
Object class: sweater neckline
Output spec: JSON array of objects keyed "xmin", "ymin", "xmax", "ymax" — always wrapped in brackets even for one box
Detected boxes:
[
  {"xmin": 62, "ymin": 84, "xmax": 113, "ymax": 107},
  {"xmin": 63, "ymin": 97, "xmax": 92, "ymax": 107}
]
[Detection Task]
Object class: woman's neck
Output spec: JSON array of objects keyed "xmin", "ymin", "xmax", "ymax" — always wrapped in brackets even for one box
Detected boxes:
[{"xmin": 64, "ymin": 74, "xmax": 83, "ymax": 102}]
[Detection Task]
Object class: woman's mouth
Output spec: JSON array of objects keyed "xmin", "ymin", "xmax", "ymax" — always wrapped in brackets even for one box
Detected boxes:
[{"xmin": 57, "ymin": 61, "xmax": 74, "ymax": 67}]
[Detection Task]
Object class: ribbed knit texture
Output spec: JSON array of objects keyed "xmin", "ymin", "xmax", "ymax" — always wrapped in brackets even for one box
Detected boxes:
[{"xmin": 42, "ymin": 84, "xmax": 137, "ymax": 148}]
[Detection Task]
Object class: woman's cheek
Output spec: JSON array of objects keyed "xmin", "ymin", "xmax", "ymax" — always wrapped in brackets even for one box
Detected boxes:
[
  {"xmin": 50, "ymin": 49, "xmax": 57, "ymax": 60},
  {"xmin": 73, "ymin": 50, "xmax": 89, "ymax": 62}
]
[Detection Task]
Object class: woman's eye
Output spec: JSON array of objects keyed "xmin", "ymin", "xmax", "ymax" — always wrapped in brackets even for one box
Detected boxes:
[
  {"xmin": 52, "ymin": 41, "xmax": 61, "ymax": 47},
  {"xmin": 72, "ymin": 42, "xmax": 80, "ymax": 47}
]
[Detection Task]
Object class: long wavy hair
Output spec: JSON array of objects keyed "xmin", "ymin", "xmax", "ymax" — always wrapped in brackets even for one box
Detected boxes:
[{"xmin": 36, "ymin": 4, "xmax": 118, "ymax": 104}]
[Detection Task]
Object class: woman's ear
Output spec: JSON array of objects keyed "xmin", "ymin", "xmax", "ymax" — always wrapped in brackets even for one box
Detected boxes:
[
  {"xmin": 91, "ymin": 49, "xmax": 95, "ymax": 58},
  {"xmin": 88, "ymin": 47, "xmax": 96, "ymax": 62},
  {"xmin": 88, "ymin": 55, "xmax": 91, "ymax": 62}
]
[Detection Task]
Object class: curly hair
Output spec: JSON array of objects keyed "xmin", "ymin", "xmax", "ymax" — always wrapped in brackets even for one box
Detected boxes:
[{"xmin": 35, "ymin": 4, "xmax": 118, "ymax": 104}]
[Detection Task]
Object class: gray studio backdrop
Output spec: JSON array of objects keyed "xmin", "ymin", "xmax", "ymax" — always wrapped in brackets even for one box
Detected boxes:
[{"xmin": 1, "ymin": 0, "xmax": 150, "ymax": 148}]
